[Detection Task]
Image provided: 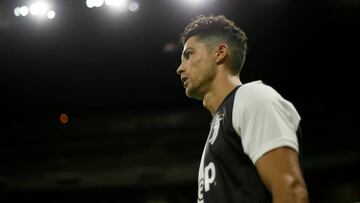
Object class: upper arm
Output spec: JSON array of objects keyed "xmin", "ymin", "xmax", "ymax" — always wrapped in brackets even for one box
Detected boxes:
[
  {"xmin": 255, "ymin": 147, "xmax": 305, "ymax": 192},
  {"xmin": 233, "ymin": 83, "xmax": 308, "ymax": 201},
  {"xmin": 255, "ymin": 147, "xmax": 308, "ymax": 202}
]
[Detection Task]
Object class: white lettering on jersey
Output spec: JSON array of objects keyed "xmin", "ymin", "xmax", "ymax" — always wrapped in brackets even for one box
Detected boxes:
[
  {"xmin": 198, "ymin": 146, "xmax": 206, "ymax": 203},
  {"xmin": 204, "ymin": 162, "xmax": 216, "ymax": 191},
  {"xmin": 198, "ymin": 114, "xmax": 221, "ymax": 202},
  {"xmin": 198, "ymin": 161, "xmax": 216, "ymax": 202},
  {"xmin": 198, "ymin": 178, "xmax": 204, "ymax": 203}
]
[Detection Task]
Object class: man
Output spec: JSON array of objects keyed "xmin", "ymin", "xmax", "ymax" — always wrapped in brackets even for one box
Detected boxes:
[{"xmin": 176, "ymin": 15, "xmax": 309, "ymax": 203}]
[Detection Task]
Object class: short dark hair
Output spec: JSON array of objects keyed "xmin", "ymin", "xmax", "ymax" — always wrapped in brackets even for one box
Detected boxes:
[{"xmin": 180, "ymin": 14, "xmax": 248, "ymax": 75}]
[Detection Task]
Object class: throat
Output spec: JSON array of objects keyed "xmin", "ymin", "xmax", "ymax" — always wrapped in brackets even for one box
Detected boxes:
[
  {"xmin": 203, "ymin": 92, "xmax": 218, "ymax": 114},
  {"xmin": 203, "ymin": 80, "xmax": 242, "ymax": 114}
]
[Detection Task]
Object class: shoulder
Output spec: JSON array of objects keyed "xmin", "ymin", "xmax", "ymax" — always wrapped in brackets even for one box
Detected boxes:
[
  {"xmin": 232, "ymin": 80, "xmax": 301, "ymax": 134},
  {"xmin": 232, "ymin": 81, "xmax": 301, "ymax": 163},
  {"xmin": 234, "ymin": 80, "xmax": 282, "ymax": 110}
]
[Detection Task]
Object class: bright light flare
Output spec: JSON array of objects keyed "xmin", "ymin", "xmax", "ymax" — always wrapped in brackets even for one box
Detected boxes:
[
  {"xmin": 14, "ymin": 2, "xmax": 56, "ymax": 20},
  {"xmin": 94, "ymin": 0, "xmax": 105, "ymax": 7},
  {"xmin": 29, "ymin": 2, "xmax": 49, "ymax": 16},
  {"xmin": 14, "ymin": 7, "xmax": 21, "ymax": 16},
  {"xmin": 87, "ymin": 0, "xmax": 104, "ymax": 8},
  {"xmin": 105, "ymin": 0, "xmax": 128, "ymax": 10},
  {"xmin": 186, "ymin": 0, "xmax": 207, "ymax": 5},
  {"xmin": 86, "ymin": 0, "xmax": 95, "ymax": 8},
  {"xmin": 105, "ymin": 0, "xmax": 125, "ymax": 6},
  {"xmin": 20, "ymin": 6, "xmax": 29, "ymax": 16},
  {"xmin": 128, "ymin": 2, "xmax": 139, "ymax": 12},
  {"xmin": 47, "ymin": 10, "xmax": 56, "ymax": 19}
]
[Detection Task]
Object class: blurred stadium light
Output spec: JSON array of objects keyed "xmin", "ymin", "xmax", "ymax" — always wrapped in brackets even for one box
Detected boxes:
[
  {"xmin": 19, "ymin": 6, "xmax": 29, "ymax": 16},
  {"xmin": 128, "ymin": 2, "xmax": 139, "ymax": 12},
  {"xmin": 47, "ymin": 10, "xmax": 55, "ymax": 19},
  {"xmin": 14, "ymin": 7, "xmax": 21, "ymax": 17},
  {"xmin": 86, "ymin": 0, "xmax": 139, "ymax": 13},
  {"xmin": 29, "ymin": 1, "xmax": 49, "ymax": 16},
  {"xmin": 14, "ymin": 1, "xmax": 55, "ymax": 20}
]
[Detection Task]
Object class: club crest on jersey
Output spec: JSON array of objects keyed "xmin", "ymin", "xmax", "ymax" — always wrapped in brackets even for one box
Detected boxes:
[{"xmin": 208, "ymin": 113, "xmax": 223, "ymax": 145}]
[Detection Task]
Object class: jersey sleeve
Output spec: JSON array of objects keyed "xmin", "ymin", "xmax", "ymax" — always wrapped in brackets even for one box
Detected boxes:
[{"xmin": 232, "ymin": 82, "xmax": 301, "ymax": 164}]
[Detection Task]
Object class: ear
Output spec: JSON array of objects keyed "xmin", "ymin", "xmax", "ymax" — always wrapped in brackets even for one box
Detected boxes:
[{"xmin": 215, "ymin": 44, "xmax": 229, "ymax": 64}]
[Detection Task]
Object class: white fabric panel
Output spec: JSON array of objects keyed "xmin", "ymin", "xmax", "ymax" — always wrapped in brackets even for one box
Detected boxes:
[{"xmin": 232, "ymin": 81, "xmax": 301, "ymax": 164}]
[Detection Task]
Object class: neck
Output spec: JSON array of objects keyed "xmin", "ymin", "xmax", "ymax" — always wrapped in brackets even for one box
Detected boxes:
[{"xmin": 203, "ymin": 72, "xmax": 241, "ymax": 115}]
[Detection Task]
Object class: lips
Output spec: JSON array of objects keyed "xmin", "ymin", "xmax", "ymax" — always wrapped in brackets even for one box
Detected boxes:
[{"xmin": 181, "ymin": 77, "xmax": 189, "ymax": 88}]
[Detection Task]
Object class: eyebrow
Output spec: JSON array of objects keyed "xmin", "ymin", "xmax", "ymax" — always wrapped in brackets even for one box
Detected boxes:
[{"xmin": 181, "ymin": 47, "xmax": 194, "ymax": 60}]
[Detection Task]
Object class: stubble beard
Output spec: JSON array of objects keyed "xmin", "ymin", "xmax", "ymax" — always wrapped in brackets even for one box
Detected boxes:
[{"xmin": 186, "ymin": 75, "xmax": 214, "ymax": 101}]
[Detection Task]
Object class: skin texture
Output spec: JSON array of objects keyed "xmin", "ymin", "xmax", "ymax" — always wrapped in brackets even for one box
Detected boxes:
[
  {"xmin": 255, "ymin": 147, "xmax": 309, "ymax": 203},
  {"xmin": 177, "ymin": 36, "xmax": 309, "ymax": 202},
  {"xmin": 177, "ymin": 36, "xmax": 241, "ymax": 113},
  {"xmin": 177, "ymin": 36, "xmax": 217, "ymax": 100}
]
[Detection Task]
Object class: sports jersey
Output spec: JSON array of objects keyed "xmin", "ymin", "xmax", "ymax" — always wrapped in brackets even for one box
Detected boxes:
[{"xmin": 197, "ymin": 81, "xmax": 302, "ymax": 203}]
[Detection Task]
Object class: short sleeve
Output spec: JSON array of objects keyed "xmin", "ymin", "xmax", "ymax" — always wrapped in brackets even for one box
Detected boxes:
[{"xmin": 232, "ymin": 81, "xmax": 301, "ymax": 164}]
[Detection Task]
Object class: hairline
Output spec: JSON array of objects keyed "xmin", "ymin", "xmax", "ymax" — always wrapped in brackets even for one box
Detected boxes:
[{"xmin": 186, "ymin": 34, "xmax": 230, "ymax": 53}]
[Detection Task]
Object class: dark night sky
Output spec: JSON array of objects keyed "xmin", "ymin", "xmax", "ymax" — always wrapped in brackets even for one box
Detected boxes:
[{"xmin": 1, "ymin": 0, "xmax": 358, "ymax": 145}]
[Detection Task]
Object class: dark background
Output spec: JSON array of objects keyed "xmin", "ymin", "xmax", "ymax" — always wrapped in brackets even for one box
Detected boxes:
[{"xmin": 1, "ymin": 0, "xmax": 359, "ymax": 202}]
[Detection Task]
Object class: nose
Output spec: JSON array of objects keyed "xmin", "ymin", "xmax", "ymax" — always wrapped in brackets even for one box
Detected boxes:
[{"xmin": 176, "ymin": 62, "xmax": 185, "ymax": 75}]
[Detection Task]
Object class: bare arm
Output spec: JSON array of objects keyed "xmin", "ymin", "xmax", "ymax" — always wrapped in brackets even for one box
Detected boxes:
[{"xmin": 255, "ymin": 147, "xmax": 309, "ymax": 203}]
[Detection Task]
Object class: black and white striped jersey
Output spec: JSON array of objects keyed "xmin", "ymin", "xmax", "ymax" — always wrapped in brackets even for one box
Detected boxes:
[{"xmin": 197, "ymin": 81, "xmax": 302, "ymax": 203}]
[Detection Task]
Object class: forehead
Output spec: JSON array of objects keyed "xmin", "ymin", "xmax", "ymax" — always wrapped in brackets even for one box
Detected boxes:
[{"xmin": 183, "ymin": 36, "xmax": 204, "ymax": 50}]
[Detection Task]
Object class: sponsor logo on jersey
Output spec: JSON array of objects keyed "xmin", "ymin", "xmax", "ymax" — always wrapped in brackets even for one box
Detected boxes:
[
  {"xmin": 198, "ymin": 162, "xmax": 216, "ymax": 203},
  {"xmin": 198, "ymin": 113, "xmax": 222, "ymax": 202}
]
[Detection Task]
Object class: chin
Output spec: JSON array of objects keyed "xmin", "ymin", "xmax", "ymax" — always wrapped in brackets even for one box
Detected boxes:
[
  {"xmin": 185, "ymin": 89, "xmax": 192, "ymax": 98},
  {"xmin": 186, "ymin": 88, "xmax": 202, "ymax": 100}
]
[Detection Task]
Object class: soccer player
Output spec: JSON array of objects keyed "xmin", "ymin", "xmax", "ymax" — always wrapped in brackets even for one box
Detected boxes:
[{"xmin": 176, "ymin": 14, "xmax": 309, "ymax": 203}]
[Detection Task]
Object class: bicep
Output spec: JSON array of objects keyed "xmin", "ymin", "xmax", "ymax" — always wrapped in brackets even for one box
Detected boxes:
[{"xmin": 255, "ymin": 147, "xmax": 305, "ymax": 193}]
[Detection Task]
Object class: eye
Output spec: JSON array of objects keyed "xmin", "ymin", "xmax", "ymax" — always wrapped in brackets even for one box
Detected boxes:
[{"xmin": 185, "ymin": 51, "xmax": 193, "ymax": 59}]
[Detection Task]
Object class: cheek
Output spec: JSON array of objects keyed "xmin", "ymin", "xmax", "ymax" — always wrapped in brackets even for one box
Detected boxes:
[
  {"xmin": 189, "ymin": 62, "xmax": 203, "ymax": 81},
  {"xmin": 189, "ymin": 56, "xmax": 212, "ymax": 82},
  {"xmin": 189, "ymin": 58, "xmax": 205, "ymax": 75},
  {"xmin": 191, "ymin": 67, "xmax": 209, "ymax": 89},
  {"xmin": 199, "ymin": 61, "xmax": 215, "ymax": 82}
]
